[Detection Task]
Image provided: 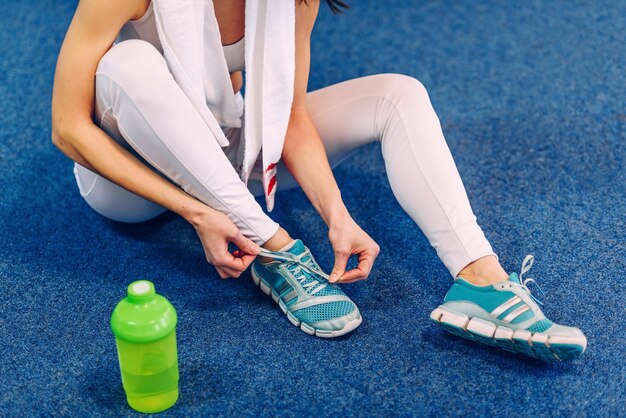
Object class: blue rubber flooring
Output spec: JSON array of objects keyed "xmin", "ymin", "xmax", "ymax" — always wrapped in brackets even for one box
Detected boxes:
[{"xmin": 1, "ymin": 0, "xmax": 624, "ymax": 416}]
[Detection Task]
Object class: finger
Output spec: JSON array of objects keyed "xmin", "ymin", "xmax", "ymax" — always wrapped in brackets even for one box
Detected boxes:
[
  {"xmin": 231, "ymin": 251, "xmax": 257, "ymax": 271},
  {"xmin": 216, "ymin": 260, "xmax": 242, "ymax": 278},
  {"xmin": 337, "ymin": 276, "xmax": 364, "ymax": 284},
  {"xmin": 337, "ymin": 267, "xmax": 367, "ymax": 283},
  {"xmin": 220, "ymin": 252, "xmax": 255, "ymax": 272},
  {"xmin": 216, "ymin": 268, "xmax": 229, "ymax": 279},
  {"xmin": 338, "ymin": 252, "xmax": 376, "ymax": 283},
  {"xmin": 221, "ymin": 267, "xmax": 242, "ymax": 278},
  {"xmin": 330, "ymin": 250, "xmax": 350, "ymax": 283},
  {"xmin": 338, "ymin": 271, "xmax": 371, "ymax": 283},
  {"xmin": 231, "ymin": 232, "xmax": 261, "ymax": 255},
  {"xmin": 239, "ymin": 254, "xmax": 257, "ymax": 271}
]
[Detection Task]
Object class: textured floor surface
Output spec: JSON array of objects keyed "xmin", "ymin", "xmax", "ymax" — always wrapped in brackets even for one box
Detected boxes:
[{"xmin": 1, "ymin": 0, "xmax": 625, "ymax": 416}]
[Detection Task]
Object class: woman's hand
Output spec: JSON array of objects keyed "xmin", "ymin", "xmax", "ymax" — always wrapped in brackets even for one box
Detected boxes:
[
  {"xmin": 188, "ymin": 206, "xmax": 261, "ymax": 279},
  {"xmin": 328, "ymin": 213, "xmax": 380, "ymax": 284}
]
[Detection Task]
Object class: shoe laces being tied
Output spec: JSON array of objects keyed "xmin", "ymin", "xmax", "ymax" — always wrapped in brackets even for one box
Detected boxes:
[
  {"xmin": 258, "ymin": 247, "xmax": 330, "ymax": 295},
  {"xmin": 516, "ymin": 255, "xmax": 546, "ymax": 306}
]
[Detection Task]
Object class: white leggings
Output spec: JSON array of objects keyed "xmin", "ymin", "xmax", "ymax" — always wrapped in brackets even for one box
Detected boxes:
[{"xmin": 75, "ymin": 39, "xmax": 495, "ymax": 277}]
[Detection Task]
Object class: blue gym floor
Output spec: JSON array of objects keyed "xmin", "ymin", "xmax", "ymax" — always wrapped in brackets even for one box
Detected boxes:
[{"xmin": 1, "ymin": 0, "xmax": 624, "ymax": 416}]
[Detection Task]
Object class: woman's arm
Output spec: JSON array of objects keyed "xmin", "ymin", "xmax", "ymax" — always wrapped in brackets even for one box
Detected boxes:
[
  {"xmin": 52, "ymin": 0, "xmax": 197, "ymax": 217},
  {"xmin": 51, "ymin": 0, "xmax": 260, "ymax": 278},
  {"xmin": 281, "ymin": 0, "xmax": 379, "ymax": 283}
]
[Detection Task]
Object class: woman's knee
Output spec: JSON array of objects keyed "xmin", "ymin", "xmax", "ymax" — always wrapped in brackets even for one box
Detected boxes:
[
  {"xmin": 372, "ymin": 74, "xmax": 445, "ymax": 149},
  {"xmin": 96, "ymin": 40, "xmax": 167, "ymax": 86},
  {"xmin": 375, "ymin": 73, "xmax": 431, "ymax": 107}
]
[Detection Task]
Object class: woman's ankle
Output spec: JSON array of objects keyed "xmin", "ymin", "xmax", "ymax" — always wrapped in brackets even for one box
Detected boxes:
[
  {"xmin": 456, "ymin": 255, "xmax": 509, "ymax": 286},
  {"xmin": 259, "ymin": 228, "xmax": 294, "ymax": 262}
]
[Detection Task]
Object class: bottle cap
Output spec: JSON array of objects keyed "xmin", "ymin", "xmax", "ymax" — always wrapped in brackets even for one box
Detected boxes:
[
  {"xmin": 128, "ymin": 280, "xmax": 155, "ymax": 301},
  {"xmin": 110, "ymin": 280, "xmax": 177, "ymax": 343}
]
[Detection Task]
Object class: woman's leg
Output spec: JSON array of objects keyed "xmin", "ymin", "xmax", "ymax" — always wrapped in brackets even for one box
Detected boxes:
[
  {"xmin": 76, "ymin": 39, "xmax": 279, "ymax": 244},
  {"xmin": 263, "ymin": 73, "xmax": 503, "ymax": 279},
  {"xmin": 73, "ymin": 85, "xmax": 168, "ymax": 223},
  {"xmin": 74, "ymin": 164, "xmax": 167, "ymax": 224}
]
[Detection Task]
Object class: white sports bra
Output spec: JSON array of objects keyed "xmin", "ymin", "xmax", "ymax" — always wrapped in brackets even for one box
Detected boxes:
[
  {"xmin": 222, "ymin": 37, "xmax": 245, "ymax": 73},
  {"xmin": 116, "ymin": 1, "xmax": 245, "ymax": 73}
]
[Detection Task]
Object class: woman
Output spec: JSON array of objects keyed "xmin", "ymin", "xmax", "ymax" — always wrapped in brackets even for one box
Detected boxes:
[{"xmin": 51, "ymin": 0, "xmax": 586, "ymax": 359}]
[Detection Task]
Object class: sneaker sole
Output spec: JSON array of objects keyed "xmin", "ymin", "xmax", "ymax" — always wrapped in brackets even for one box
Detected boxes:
[
  {"xmin": 251, "ymin": 268, "xmax": 362, "ymax": 338},
  {"xmin": 430, "ymin": 307, "xmax": 586, "ymax": 361}
]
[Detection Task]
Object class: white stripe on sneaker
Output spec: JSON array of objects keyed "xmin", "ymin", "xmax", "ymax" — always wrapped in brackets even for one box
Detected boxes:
[
  {"xmin": 490, "ymin": 296, "xmax": 522, "ymax": 317},
  {"xmin": 502, "ymin": 304, "xmax": 531, "ymax": 323}
]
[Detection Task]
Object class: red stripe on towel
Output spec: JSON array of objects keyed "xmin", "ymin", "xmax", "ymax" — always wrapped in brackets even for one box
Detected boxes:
[{"xmin": 267, "ymin": 175, "xmax": 277, "ymax": 195}]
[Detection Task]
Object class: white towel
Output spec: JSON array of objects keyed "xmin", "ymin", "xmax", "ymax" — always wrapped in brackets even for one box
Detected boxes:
[{"xmin": 152, "ymin": 0, "xmax": 295, "ymax": 211}]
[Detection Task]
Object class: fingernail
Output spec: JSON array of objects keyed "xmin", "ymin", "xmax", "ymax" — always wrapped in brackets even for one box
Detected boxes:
[{"xmin": 330, "ymin": 273, "xmax": 338, "ymax": 282}]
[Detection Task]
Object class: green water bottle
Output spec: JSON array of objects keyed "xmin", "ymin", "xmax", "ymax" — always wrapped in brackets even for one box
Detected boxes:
[{"xmin": 110, "ymin": 280, "xmax": 179, "ymax": 413}]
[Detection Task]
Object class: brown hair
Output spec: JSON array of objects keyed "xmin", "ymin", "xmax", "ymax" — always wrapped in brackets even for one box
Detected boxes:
[{"xmin": 300, "ymin": 0, "xmax": 349, "ymax": 14}]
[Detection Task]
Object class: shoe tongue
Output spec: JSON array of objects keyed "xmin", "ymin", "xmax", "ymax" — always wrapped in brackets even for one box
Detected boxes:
[
  {"xmin": 285, "ymin": 239, "xmax": 305, "ymax": 256},
  {"xmin": 508, "ymin": 272, "xmax": 522, "ymax": 285}
]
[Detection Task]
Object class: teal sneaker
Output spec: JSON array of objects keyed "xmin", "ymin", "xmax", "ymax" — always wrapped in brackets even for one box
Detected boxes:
[
  {"xmin": 252, "ymin": 239, "xmax": 362, "ymax": 338},
  {"xmin": 430, "ymin": 255, "xmax": 587, "ymax": 361}
]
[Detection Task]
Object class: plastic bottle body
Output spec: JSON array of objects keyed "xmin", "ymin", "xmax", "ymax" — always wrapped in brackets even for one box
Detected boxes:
[
  {"xmin": 115, "ymin": 330, "xmax": 179, "ymax": 413},
  {"xmin": 111, "ymin": 280, "xmax": 179, "ymax": 413}
]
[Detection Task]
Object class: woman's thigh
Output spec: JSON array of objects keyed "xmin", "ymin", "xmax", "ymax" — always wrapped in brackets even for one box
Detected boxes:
[
  {"xmin": 251, "ymin": 74, "xmax": 395, "ymax": 197},
  {"xmin": 306, "ymin": 74, "xmax": 394, "ymax": 164}
]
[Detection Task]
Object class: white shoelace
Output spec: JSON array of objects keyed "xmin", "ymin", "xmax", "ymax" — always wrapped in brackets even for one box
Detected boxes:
[
  {"xmin": 518, "ymin": 255, "xmax": 546, "ymax": 305},
  {"xmin": 258, "ymin": 247, "xmax": 330, "ymax": 294}
]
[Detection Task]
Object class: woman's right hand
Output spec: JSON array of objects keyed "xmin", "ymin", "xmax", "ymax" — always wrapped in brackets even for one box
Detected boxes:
[{"xmin": 188, "ymin": 206, "xmax": 261, "ymax": 279}]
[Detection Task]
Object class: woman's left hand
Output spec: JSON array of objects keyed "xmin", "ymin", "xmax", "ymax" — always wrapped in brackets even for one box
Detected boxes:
[{"xmin": 328, "ymin": 214, "xmax": 380, "ymax": 283}]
